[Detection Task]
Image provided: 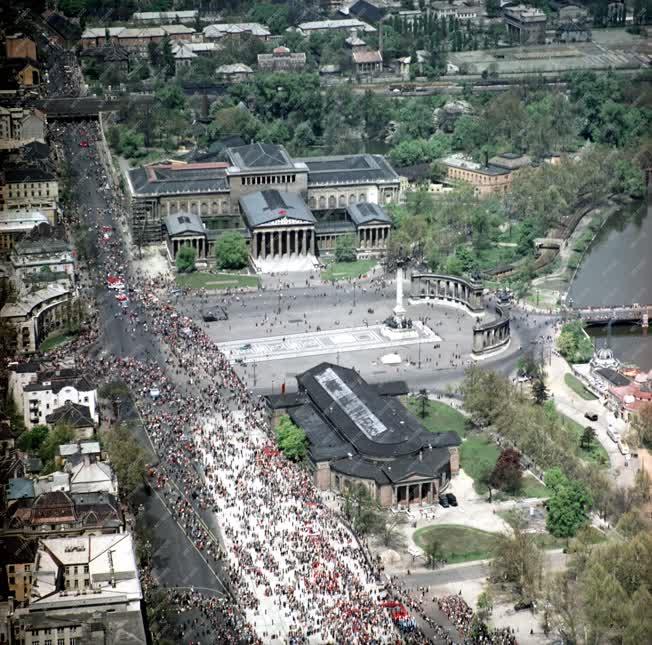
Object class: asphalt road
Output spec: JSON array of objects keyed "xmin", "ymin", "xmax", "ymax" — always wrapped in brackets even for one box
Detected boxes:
[
  {"xmin": 176, "ymin": 284, "xmax": 558, "ymax": 395},
  {"xmin": 61, "ymin": 127, "xmax": 233, "ymax": 608}
]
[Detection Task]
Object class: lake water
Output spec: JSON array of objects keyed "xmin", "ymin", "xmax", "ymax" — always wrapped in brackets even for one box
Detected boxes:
[{"xmin": 569, "ymin": 196, "xmax": 652, "ymax": 369}]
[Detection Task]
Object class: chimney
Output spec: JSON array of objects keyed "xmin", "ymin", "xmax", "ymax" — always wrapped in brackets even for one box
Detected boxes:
[{"xmin": 419, "ymin": 450, "xmax": 423, "ymax": 462}]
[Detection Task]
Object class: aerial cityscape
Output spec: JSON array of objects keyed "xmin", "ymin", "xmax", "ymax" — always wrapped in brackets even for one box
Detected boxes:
[{"xmin": 0, "ymin": 0, "xmax": 650, "ymax": 643}]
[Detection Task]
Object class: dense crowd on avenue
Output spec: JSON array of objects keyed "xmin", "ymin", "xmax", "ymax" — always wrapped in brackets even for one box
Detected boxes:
[{"xmin": 38, "ymin": 116, "xmax": 522, "ymax": 643}]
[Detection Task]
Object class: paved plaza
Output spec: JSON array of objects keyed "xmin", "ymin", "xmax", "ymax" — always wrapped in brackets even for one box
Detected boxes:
[{"xmin": 218, "ymin": 322, "xmax": 440, "ymax": 363}]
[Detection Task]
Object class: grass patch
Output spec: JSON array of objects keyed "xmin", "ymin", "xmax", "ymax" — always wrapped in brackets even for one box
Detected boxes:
[
  {"xmin": 460, "ymin": 435, "xmax": 500, "ymax": 494},
  {"xmin": 518, "ymin": 474, "xmax": 549, "ymax": 499},
  {"xmin": 176, "ymin": 272, "xmax": 259, "ymax": 290},
  {"xmin": 461, "ymin": 435, "xmax": 549, "ymax": 498},
  {"xmin": 404, "ymin": 398, "xmax": 469, "ymax": 439},
  {"xmin": 321, "ymin": 259, "xmax": 376, "ymax": 281},
  {"xmin": 413, "ymin": 524, "xmax": 499, "ymax": 563},
  {"xmin": 40, "ymin": 330, "xmax": 78, "ymax": 353},
  {"xmin": 476, "ymin": 245, "xmax": 519, "ymax": 272},
  {"xmin": 564, "ymin": 373, "xmax": 598, "ymax": 401},
  {"xmin": 558, "ymin": 412, "xmax": 609, "ymax": 466}
]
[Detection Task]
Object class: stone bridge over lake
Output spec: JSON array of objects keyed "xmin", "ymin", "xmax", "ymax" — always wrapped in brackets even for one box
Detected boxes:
[{"xmin": 572, "ymin": 304, "xmax": 651, "ymax": 327}]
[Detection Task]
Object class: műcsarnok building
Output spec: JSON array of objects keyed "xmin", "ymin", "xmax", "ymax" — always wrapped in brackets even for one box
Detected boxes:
[{"xmin": 267, "ymin": 363, "xmax": 460, "ymax": 508}]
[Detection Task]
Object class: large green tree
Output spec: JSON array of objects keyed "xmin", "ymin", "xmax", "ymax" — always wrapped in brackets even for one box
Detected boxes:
[
  {"xmin": 215, "ymin": 233, "xmax": 248, "ymax": 270},
  {"xmin": 175, "ymin": 245, "xmax": 196, "ymax": 273},
  {"xmin": 275, "ymin": 415, "xmax": 308, "ymax": 461},
  {"xmin": 546, "ymin": 479, "xmax": 593, "ymax": 538}
]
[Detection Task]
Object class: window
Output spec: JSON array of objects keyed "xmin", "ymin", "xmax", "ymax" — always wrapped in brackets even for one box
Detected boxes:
[
  {"xmin": 58, "ymin": 640, "xmax": 65, "ymax": 645},
  {"xmin": 83, "ymin": 565, "xmax": 89, "ymax": 573},
  {"xmin": 8, "ymin": 565, "xmax": 14, "ymax": 573},
  {"xmin": 73, "ymin": 566, "xmax": 77, "ymax": 575},
  {"xmin": 44, "ymin": 640, "xmax": 51, "ymax": 645},
  {"xmin": 9, "ymin": 576, "xmax": 15, "ymax": 585}
]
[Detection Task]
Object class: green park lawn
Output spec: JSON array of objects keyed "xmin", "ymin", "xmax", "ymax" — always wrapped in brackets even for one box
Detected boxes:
[
  {"xmin": 321, "ymin": 259, "xmax": 376, "ymax": 281},
  {"xmin": 564, "ymin": 373, "xmax": 598, "ymax": 401},
  {"xmin": 175, "ymin": 272, "xmax": 259, "ymax": 290},
  {"xmin": 558, "ymin": 412, "xmax": 609, "ymax": 466},
  {"xmin": 414, "ymin": 521, "xmax": 607, "ymax": 565},
  {"xmin": 460, "ymin": 435, "xmax": 548, "ymax": 499},
  {"xmin": 404, "ymin": 398, "xmax": 469, "ymax": 439},
  {"xmin": 40, "ymin": 331, "xmax": 78, "ymax": 353},
  {"xmin": 413, "ymin": 524, "xmax": 499, "ymax": 563}
]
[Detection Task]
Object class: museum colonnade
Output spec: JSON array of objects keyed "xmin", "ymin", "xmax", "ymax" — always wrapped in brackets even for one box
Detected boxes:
[{"xmin": 252, "ymin": 227, "xmax": 315, "ymax": 258}]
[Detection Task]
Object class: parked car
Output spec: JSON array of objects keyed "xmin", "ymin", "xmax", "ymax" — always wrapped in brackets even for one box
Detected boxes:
[
  {"xmin": 446, "ymin": 493, "xmax": 458, "ymax": 506},
  {"xmin": 584, "ymin": 412, "xmax": 598, "ymax": 422},
  {"xmin": 606, "ymin": 427, "xmax": 620, "ymax": 443},
  {"xmin": 438, "ymin": 495, "xmax": 449, "ymax": 508},
  {"xmin": 618, "ymin": 440, "xmax": 630, "ymax": 456}
]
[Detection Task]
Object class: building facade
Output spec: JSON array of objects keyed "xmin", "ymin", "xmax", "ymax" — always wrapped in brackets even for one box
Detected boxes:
[
  {"xmin": 19, "ymin": 369, "xmax": 98, "ymax": 429},
  {"xmin": 503, "ymin": 5, "xmax": 548, "ymax": 44},
  {"xmin": 1, "ymin": 167, "xmax": 59, "ymax": 222},
  {"xmin": 267, "ymin": 364, "xmax": 461, "ymax": 508},
  {"xmin": 0, "ymin": 107, "xmax": 46, "ymax": 150},
  {"xmin": 258, "ymin": 47, "xmax": 307, "ymax": 72},
  {"xmin": 442, "ymin": 154, "xmax": 513, "ymax": 197},
  {"xmin": 127, "ymin": 143, "xmax": 400, "ymax": 261}
]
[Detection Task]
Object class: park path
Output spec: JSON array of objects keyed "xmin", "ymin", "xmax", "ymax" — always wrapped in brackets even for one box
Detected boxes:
[{"xmin": 546, "ymin": 353, "xmax": 636, "ymax": 489}]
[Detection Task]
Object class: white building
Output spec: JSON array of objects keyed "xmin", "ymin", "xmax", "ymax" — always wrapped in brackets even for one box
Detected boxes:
[
  {"xmin": 17, "ymin": 368, "xmax": 98, "ymax": 428},
  {"xmin": 13, "ymin": 533, "xmax": 145, "ymax": 645},
  {"xmin": 0, "ymin": 107, "xmax": 46, "ymax": 150},
  {"xmin": 295, "ymin": 18, "xmax": 376, "ymax": 36},
  {"xmin": 132, "ymin": 9, "xmax": 198, "ymax": 23},
  {"xmin": 0, "ymin": 209, "xmax": 49, "ymax": 251},
  {"xmin": 0, "ymin": 283, "xmax": 78, "ymax": 353},
  {"xmin": 203, "ymin": 22, "xmax": 271, "ymax": 41},
  {"xmin": 0, "ymin": 167, "xmax": 59, "ymax": 223}
]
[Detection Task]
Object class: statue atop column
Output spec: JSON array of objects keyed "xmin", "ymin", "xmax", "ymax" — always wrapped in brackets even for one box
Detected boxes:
[{"xmin": 393, "ymin": 255, "xmax": 408, "ymax": 326}]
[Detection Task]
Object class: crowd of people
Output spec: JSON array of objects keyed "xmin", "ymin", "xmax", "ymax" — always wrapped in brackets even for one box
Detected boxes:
[
  {"xmin": 35, "ymin": 97, "xmax": 531, "ymax": 641},
  {"xmin": 49, "ymin": 119, "xmax": 401, "ymax": 642}
]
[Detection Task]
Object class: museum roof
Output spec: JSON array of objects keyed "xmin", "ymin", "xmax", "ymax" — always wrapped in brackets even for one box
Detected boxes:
[
  {"xmin": 290, "ymin": 404, "xmax": 352, "ymax": 461},
  {"xmin": 347, "ymin": 202, "xmax": 391, "ymax": 226},
  {"xmin": 127, "ymin": 162, "xmax": 229, "ymax": 196},
  {"xmin": 239, "ymin": 190, "xmax": 316, "ymax": 228},
  {"xmin": 164, "ymin": 212, "xmax": 205, "ymax": 236},
  {"xmin": 296, "ymin": 363, "xmax": 460, "ymax": 460},
  {"xmin": 227, "ymin": 143, "xmax": 295, "ymax": 171},
  {"xmin": 330, "ymin": 446, "xmax": 451, "ymax": 484},
  {"xmin": 298, "ymin": 154, "xmax": 400, "ymax": 186}
]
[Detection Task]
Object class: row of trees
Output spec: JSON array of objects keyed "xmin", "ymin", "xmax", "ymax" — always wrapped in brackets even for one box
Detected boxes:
[
  {"xmin": 556, "ymin": 321, "xmax": 595, "ymax": 364},
  {"xmin": 460, "ymin": 366, "xmax": 617, "ymax": 520}
]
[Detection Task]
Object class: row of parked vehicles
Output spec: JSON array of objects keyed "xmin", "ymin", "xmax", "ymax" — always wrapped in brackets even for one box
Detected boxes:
[{"xmin": 439, "ymin": 493, "xmax": 458, "ymax": 508}]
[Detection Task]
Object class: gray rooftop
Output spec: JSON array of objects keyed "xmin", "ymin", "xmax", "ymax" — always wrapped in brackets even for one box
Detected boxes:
[
  {"xmin": 127, "ymin": 163, "xmax": 229, "ymax": 197},
  {"xmin": 347, "ymin": 202, "xmax": 392, "ymax": 226},
  {"xmin": 299, "ymin": 154, "xmax": 400, "ymax": 186},
  {"xmin": 227, "ymin": 143, "xmax": 295, "ymax": 171},
  {"xmin": 164, "ymin": 212, "xmax": 205, "ymax": 236},
  {"xmin": 239, "ymin": 190, "xmax": 316, "ymax": 229}
]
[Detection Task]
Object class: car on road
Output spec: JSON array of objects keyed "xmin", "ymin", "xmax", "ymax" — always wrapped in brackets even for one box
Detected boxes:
[
  {"xmin": 79, "ymin": 140, "xmax": 89, "ymax": 147},
  {"xmin": 438, "ymin": 495, "xmax": 449, "ymax": 508},
  {"xmin": 606, "ymin": 426, "xmax": 620, "ymax": 443},
  {"xmin": 239, "ymin": 343, "xmax": 252, "ymax": 351},
  {"xmin": 445, "ymin": 493, "xmax": 458, "ymax": 506},
  {"xmin": 617, "ymin": 440, "xmax": 630, "ymax": 456},
  {"xmin": 584, "ymin": 412, "xmax": 598, "ymax": 422}
]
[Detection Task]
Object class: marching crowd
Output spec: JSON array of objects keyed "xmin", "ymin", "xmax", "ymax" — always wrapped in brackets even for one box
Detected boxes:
[{"xmin": 38, "ymin": 114, "xmax": 528, "ymax": 644}]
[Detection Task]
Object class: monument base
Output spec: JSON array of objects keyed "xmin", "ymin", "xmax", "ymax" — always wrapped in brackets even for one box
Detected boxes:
[{"xmin": 380, "ymin": 325, "xmax": 420, "ymax": 341}]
